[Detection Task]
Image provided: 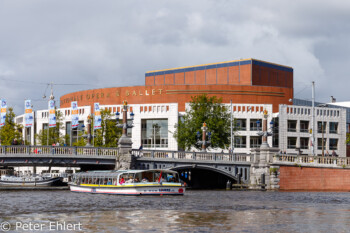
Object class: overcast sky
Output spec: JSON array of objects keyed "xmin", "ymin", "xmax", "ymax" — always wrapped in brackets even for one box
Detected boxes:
[{"xmin": 1, "ymin": 0, "xmax": 350, "ymax": 114}]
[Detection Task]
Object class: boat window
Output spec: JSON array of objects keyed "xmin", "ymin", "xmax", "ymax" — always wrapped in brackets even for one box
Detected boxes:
[
  {"xmin": 140, "ymin": 172, "xmax": 153, "ymax": 182},
  {"xmin": 103, "ymin": 178, "xmax": 108, "ymax": 185}
]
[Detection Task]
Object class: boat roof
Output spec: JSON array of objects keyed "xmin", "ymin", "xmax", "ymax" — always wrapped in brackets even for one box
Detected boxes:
[{"xmin": 74, "ymin": 169, "xmax": 178, "ymax": 177}]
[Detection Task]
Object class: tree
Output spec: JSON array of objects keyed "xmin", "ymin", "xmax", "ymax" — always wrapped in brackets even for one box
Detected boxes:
[
  {"xmin": 36, "ymin": 109, "xmax": 65, "ymax": 145},
  {"xmin": 174, "ymin": 94, "xmax": 233, "ymax": 151},
  {"xmin": 94, "ymin": 109, "xmax": 122, "ymax": 147},
  {"xmin": 0, "ymin": 107, "xmax": 23, "ymax": 145}
]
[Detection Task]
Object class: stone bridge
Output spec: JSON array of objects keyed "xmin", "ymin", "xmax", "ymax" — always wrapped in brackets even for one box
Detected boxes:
[
  {"xmin": 132, "ymin": 149, "xmax": 252, "ymax": 184},
  {"xmin": 0, "ymin": 146, "xmax": 253, "ymax": 185}
]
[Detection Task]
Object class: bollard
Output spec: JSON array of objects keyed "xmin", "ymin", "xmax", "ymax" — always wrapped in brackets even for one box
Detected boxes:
[{"xmin": 226, "ymin": 180, "xmax": 232, "ymax": 190}]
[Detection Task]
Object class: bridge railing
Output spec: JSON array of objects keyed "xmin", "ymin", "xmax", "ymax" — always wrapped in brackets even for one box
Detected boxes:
[
  {"xmin": 273, "ymin": 154, "xmax": 350, "ymax": 167},
  {"xmin": 132, "ymin": 149, "xmax": 251, "ymax": 162},
  {"xmin": 0, "ymin": 146, "xmax": 119, "ymax": 157}
]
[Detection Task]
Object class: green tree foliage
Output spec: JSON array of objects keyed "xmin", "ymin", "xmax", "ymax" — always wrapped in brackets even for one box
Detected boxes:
[
  {"xmin": 36, "ymin": 110, "xmax": 65, "ymax": 145},
  {"xmin": 174, "ymin": 94, "xmax": 232, "ymax": 151},
  {"xmin": 0, "ymin": 107, "xmax": 22, "ymax": 145},
  {"xmin": 94, "ymin": 109, "xmax": 122, "ymax": 147}
]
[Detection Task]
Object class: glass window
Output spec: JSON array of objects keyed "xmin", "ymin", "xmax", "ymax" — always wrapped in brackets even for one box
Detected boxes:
[
  {"xmin": 317, "ymin": 138, "xmax": 327, "ymax": 150},
  {"xmin": 287, "ymin": 137, "xmax": 297, "ymax": 149},
  {"xmin": 141, "ymin": 119, "xmax": 168, "ymax": 148},
  {"xmin": 250, "ymin": 119, "xmax": 261, "ymax": 131},
  {"xmin": 236, "ymin": 119, "xmax": 247, "ymax": 131},
  {"xmin": 329, "ymin": 139, "xmax": 338, "ymax": 150},
  {"xmin": 317, "ymin": 121, "xmax": 326, "ymax": 134},
  {"xmin": 329, "ymin": 122, "xmax": 338, "ymax": 134},
  {"xmin": 250, "ymin": 136, "xmax": 261, "ymax": 148},
  {"xmin": 300, "ymin": 121, "xmax": 309, "ymax": 133},
  {"xmin": 300, "ymin": 137, "xmax": 309, "ymax": 149},
  {"xmin": 287, "ymin": 120, "xmax": 297, "ymax": 132},
  {"xmin": 66, "ymin": 121, "xmax": 84, "ymax": 145},
  {"xmin": 234, "ymin": 136, "xmax": 246, "ymax": 148}
]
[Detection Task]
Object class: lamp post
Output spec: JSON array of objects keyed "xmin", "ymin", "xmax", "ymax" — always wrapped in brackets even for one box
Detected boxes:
[
  {"xmin": 197, "ymin": 123, "xmax": 211, "ymax": 152},
  {"xmin": 115, "ymin": 100, "xmax": 134, "ymax": 147},
  {"xmin": 257, "ymin": 110, "xmax": 274, "ymax": 149}
]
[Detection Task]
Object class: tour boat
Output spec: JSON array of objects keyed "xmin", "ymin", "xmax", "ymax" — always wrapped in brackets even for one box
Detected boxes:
[
  {"xmin": 69, "ymin": 169, "xmax": 185, "ymax": 195},
  {"xmin": 0, "ymin": 175, "xmax": 64, "ymax": 186}
]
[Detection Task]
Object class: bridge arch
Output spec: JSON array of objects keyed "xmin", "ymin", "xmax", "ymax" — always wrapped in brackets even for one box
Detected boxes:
[{"xmin": 169, "ymin": 165, "xmax": 239, "ymax": 189}]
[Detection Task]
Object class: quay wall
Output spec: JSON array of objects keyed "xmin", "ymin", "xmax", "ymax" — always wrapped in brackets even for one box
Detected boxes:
[{"xmin": 279, "ymin": 166, "xmax": 350, "ymax": 191}]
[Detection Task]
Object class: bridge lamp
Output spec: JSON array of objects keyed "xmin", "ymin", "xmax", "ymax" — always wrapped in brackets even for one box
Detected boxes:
[
  {"xmin": 207, "ymin": 132, "xmax": 212, "ymax": 140},
  {"xmin": 256, "ymin": 120, "xmax": 261, "ymax": 130},
  {"xmin": 130, "ymin": 111, "xmax": 134, "ymax": 121}
]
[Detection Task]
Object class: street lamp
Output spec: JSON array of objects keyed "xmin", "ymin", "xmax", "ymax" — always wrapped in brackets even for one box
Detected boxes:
[
  {"xmin": 197, "ymin": 123, "xmax": 211, "ymax": 152},
  {"xmin": 257, "ymin": 110, "xmax": 273, "ymax": 148},
  {"xmin": 116, "ymin": 101, "xmax": 134, "ymax": 146}
]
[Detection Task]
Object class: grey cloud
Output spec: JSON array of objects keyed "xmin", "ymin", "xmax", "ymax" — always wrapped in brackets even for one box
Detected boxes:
[{"xmin": 0, "ymin": 0, "xmax": 349, "ymax": 113}]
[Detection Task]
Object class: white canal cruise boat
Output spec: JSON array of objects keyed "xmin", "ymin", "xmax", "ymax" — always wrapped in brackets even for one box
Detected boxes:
[{"xmin": 70, "ymin": 169, "xmax": 185, "ymax": 195}]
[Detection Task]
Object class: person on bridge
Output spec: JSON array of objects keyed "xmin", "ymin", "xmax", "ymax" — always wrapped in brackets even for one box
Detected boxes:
[{"xmin": 332, "ymin": 150, "xmax": 338, "ymax": 157}]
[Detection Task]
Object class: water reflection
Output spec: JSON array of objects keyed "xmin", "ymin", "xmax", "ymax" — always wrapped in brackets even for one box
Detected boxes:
[{"xmin": 1, "ymin": 191, "xmax": 350, "ymax": 232}]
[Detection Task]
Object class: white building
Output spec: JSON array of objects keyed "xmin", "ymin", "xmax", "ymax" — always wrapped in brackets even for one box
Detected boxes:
[{"xmin": 15, "ymin": 102, "xmax": 348, "ymax": 157}]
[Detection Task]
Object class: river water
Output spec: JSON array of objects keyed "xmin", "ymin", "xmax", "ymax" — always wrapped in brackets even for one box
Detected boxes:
[{"xmin": 1, "ymin": 190, "xmax": 350, "ymax": 232}]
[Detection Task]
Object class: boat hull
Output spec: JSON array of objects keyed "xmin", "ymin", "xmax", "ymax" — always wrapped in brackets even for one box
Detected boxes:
[
  {"xmin": 70, "ymin": 184, "xmax": 185, "ymax": 195},
  {"xmin": 0, "ymin": 177, "xmax": 64, "ymax": 187}
]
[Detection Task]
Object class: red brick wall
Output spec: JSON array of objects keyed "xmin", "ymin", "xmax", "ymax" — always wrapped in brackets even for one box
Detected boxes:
[
  {"xmin": 279, "ymin": 166, "xmax": 350, "ymax": 191},
  {"xmin": 60, "ymin": 84, "xmax": 293, "ymax": 112}
]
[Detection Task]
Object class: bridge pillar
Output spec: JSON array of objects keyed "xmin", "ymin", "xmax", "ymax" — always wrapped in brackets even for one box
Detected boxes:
[
  {"xmin": 250, "ymin": 147, "xmax": 279, "ymax": 190},
  {"xmin": 116, "ymin": 136, "xmax": 134, "ymax": 170}
]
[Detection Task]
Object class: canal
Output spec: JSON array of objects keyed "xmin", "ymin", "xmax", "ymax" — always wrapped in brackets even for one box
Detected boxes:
[{"xmin": 1, "ymin": 190, "xmax": 349, "ymax": 232}]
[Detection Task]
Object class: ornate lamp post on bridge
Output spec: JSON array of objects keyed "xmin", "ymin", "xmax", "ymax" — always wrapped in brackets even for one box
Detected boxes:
[
  {"xmin": 256, "ymin": 110, "xmax": 274, "ymax": 149},
  {"xmin": 115, "ymin": 101, "xmax": 135, "ymax": 169},
  {"xmin": 197, "ymin": 123, "xmax": 211, "ymax": 152}
]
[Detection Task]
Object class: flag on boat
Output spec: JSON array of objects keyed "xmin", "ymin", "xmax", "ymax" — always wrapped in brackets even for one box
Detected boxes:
[
  {"xmin": 24, "ymin": 99, "xmax": 33, "ymax": 127},
  {"xmin": 0, "ymin": 99, "xmax": 7, "ymax": 127},
  {"xmin": 94, "ymin": 103, "xmax": 102, "ymax": 130},
  {"xmin": 48, "ymin": 100, "xmax": 56, "ymax": 128},
  {"xmin": 71, "ymin": 101, "xmax": 79, "ymax": 129}
]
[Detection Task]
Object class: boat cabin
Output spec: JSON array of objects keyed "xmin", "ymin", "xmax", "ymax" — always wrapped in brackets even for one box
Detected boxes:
[{"xmin": 72, "ymin": 169, "xmax": 180, "ymax": 186}]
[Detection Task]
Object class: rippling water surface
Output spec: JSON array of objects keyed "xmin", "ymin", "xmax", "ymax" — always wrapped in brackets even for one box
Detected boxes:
[{"xmin": 1, "ymin": 190, "xmax": 350, "ymax": 232}]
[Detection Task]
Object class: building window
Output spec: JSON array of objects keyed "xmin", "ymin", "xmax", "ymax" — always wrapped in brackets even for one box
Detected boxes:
[
  {"xmin": 329, "ymin": 138, "xmax": 338, "ymax": 150},
  {"xmin": 317, "ymin": 121, "xmax": 326, "ymax": 134},
  {"xmin": 141, "ymin": 119, "xmax": 168, "ymax": 148},
  {"xmin": 300, "ymin": 137, "xmax": 309, "ymax": 149},
  {"xmin": 329, "ymin": 122, "xmax": 338, "ymax": 134},
  {"xmin": 66, "ymin": 121, "xmax": 84, "ymax": 146},
  {"xmin": 300, "ymin": 121, "xmax": 309, "ymax": 133},
  {"xmin": 236, "ymin": 119, "xmax": 247, "ymax": 131},
  {"xmin": 234, "ymin": 136, "xmax": 246, "ymax": 148},
  {"xmin": 250, "ymin": 136, "xmax": 261, "ymax": 148},
  {"xmin": 317, "ymin": 138, "xmax": 327, "ymax": 150},
  {"xmin": 287, "ymin": 120, "xmax": 297, "ymax": 132},
  {"xmin": 250, "ymin": 119, "xmax": 261, "ymax": 131},
  {"xmin": 287, "ymin": 137, "xmax": 297, "ymax": 149}
]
